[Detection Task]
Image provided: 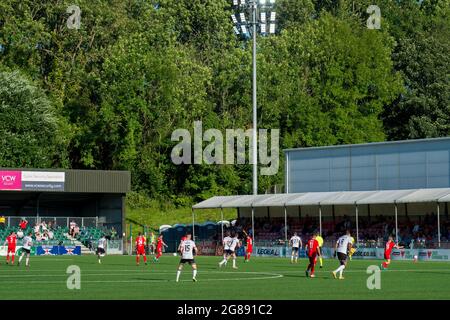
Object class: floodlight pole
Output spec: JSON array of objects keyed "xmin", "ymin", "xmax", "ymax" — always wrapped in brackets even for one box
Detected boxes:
[{"xmin": 251, "ymin": 0, "xmax": 258, "ymax": 196}]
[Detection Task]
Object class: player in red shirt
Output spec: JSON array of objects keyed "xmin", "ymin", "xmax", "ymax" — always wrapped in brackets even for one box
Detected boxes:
[
  {"xmin": 305, "ymin": 232, "xmax": 321, "ymax": 278},
  {"xmin": 4, "ymin": 231, "xmax": 17, "ymax": 265},
  {"xmin": 243, "ymin": 230, "xmax": 253, "ymax": 262},
  {"xmin": 19, "ymin": 219, "xmax": 28, "ymax": 230},
  {"xmin": 154, "ymin": 234, "xmax": 168, "ymax": 262},
  {"xmin": 381, "ymin": 236, "xmax": 404, "ymax": 270},
  {"xmin": 178, "ymin": 235, "xmax": 187, "ymax": 255},
  {"xmin": 135, "ymin": 232, "xmax": 147, "ymax": 266}
]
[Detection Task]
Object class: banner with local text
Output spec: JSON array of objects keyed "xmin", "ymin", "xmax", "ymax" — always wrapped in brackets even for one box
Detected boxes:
[{"xmin": 0, "ymin": 170, "xmax": 65, "ymax": 191}]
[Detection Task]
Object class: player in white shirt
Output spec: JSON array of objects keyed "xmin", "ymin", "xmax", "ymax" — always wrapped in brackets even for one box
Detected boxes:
[
  {"xmin": 18, "ymin": 232, "xmax": 33, "ymax": 268},
  {"xmin": 97, "ymin": 235, "xmax": 107, "ymax": 264},
  {"xmin": 176, "ymin": 233, "xmax": 198, "ymax": 282},
  {"xmin": 332, "ymin": 230, "xmax": 353, "ymax": 280},
  {"xmin": 289, "ymin": 232, "xmax": 302, "ymax": 263},
  {"xmin": 218, "ymin": 231, "xmax": 240, "ymax": 269}
]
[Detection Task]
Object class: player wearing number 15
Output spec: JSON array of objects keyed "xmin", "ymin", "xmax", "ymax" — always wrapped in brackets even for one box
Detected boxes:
[
  {"xmin": 305, "ymin": 232, "xmax": 321, "ymax": 278},
  {"xmin": 135, "ymin": 232, "xmax": 147, "ymax": 266},
  {"xmin": 176, "ymin": 233, "xmax": 198, "ymax": 282}
]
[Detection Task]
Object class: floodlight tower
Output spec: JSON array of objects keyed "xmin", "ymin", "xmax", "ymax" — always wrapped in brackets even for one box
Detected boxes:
[{"xmin": 231, "ymin": 0, "xmax": 277, "ymax": 196}]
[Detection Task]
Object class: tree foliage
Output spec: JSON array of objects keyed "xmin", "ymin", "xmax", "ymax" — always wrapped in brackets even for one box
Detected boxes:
[{"xmin": 0, "ymin": 0, "xmax": 448, "ymax": 203}]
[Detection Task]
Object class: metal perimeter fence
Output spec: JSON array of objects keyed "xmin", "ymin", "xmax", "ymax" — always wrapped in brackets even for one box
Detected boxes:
[{"xmin": 4, "ymin": 216, "xmax": 98, "ymax": 229}]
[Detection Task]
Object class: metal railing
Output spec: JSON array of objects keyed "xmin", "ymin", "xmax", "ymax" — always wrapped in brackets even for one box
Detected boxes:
[{"xmin": 4, "ymin": 216, "xmax": 98, "ymax": 228}]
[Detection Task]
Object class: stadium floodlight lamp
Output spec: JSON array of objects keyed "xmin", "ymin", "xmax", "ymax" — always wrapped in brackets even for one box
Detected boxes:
[
  {"xmin": 270, "ymin": 11, "xmax": 276, "ymax": 22},
  {"xmin": 269, "ymin": 23, "xmax": 276, "ymax": 34},
  {"xmin": 260, "ymin": 12, "xmax": 267, "ymax": 23},
  {"xmin": 229, "ymin": 0, "xmax": 278, "ymax": 197}
]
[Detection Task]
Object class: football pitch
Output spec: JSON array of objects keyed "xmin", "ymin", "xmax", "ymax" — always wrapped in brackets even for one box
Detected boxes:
[{"xmin": 0, "ymin": 255, "xmax": 449, "ymax": 300}]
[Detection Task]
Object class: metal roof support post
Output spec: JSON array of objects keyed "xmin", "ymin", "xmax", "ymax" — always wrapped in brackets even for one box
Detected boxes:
[
  {"xmin": 192, "ymin": 208, "xmax": 195, "ymax": 241},
  {"xmin": 394, "ymin": 203, "xmax": 399, "ymax": 243},
  {"xmin": 355, "ymin": 204, "xmax": 359, "ymax": 244},
  {"xmin": 284, "ymin": 205, "xmax": 288, "ymax": 243},
  {"xmin": 437, "ymin": 202, "xmax": 441, "ymax": 248},
  {"xmin": 251, "ymin": 206, "xmax": 255, "ymax": 246},
  {"xmin": 319, "ymin": 205, "xmax": 322, "ymax": 236},
  {"xmin": 220, "ymin": 207, "xmax": 224, "ymax": 241}
]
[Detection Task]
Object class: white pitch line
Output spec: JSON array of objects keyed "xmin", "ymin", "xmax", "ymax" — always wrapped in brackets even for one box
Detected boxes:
[
  {"xmin": 271, "ymin": 269, "xmax": 450, "ymax": 273},
  {"xmin": 0, "ymin": 270, "xmax": 283, "ymax": 277},
  {"xmin": 0, "ymin": 272, "xmax": 283, "ymax": 284}
]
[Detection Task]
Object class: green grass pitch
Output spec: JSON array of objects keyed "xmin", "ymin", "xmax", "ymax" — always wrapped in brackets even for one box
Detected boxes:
[{"xmin": 0, "ymin": 255, "xmax": 449, "ymax": 300}]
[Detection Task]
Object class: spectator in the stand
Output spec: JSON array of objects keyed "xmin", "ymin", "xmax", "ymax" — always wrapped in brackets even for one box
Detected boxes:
[
  {"xmin": 19, "ymin": 219, "xmax": 28, "ymax": 230},
  {"xmin": 110, "ymin": 227, "xmax": 117, "ymax": 240},
  {"xmin": 73, "ymin": 225, "xmax": 80, "ymax": 237},
  {"xmin": 47, "ymin": 230, "xmax": 54, "ymax": 240},
  {"xmin": 34, "ymin": 223, "xmax": 40, "ymax": 234},
  {"xmin": 69, "ymin": 220, "xmax": 76, "ymax": 237},
  {"xmin": 413, "ymin": 223, "xmax": 420, "ymax": 234}
]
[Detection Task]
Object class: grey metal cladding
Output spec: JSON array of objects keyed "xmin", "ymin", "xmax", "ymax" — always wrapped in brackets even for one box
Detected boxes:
[{"xmin": 65, "ymin": 170, "xmax": 131, "ymax": 193}]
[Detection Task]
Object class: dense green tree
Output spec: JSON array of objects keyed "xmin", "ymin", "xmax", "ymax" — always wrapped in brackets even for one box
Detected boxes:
[
  {"xmin": 0, "ymin": 0, "xmax": 448, "ymax": 203},
  {"xmin": 0, "ymin": 70, "xmax": 68, "ymax": 167}
]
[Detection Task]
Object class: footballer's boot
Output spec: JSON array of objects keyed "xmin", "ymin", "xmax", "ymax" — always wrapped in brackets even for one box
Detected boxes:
[
  {"xmin": 305, "ymin": 270, "xmax": 309, "ymax": 278},
  {"xmin": 339, "ymin": 276, "xmax": 345, "ymax": 280},
  {"xmin": 310, "ymin": 274, "xmax": 316, "ymax": 278},
  {"xmin": 332, "ymin": 271, "xmax": 337, "ymax": 279},
  {"xmin": 193, "ymin": 278, "xmax": 197, "ymax": 282}
]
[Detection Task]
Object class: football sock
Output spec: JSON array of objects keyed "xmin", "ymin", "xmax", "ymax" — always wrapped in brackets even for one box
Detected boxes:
[
  {"xmin": 25, "ymin": 257, "xmax": 29, "ymax": 266},
  {"xmin": 193, "ymin": 269, "xmax": 197, "ymax": 278},
  {"xmin": 219, "ymin": 259, "xmax": 227, "ymax": 266},
  {"xmin": 136, "ymin": 256, "xmax": 140, "ymax": 264},
  {"xmin": 232, "ymin": 258, "xmax": 236, "ymax": 268},
  {"xmin": 295, "ymin": 257, "xmax": 298, "ymax": 263},
  {"xmin": 19, "ymin": 255, "xmax": 23, "ymax": 263},
  {"xmin": 291, "ymin": 256, "xmax": 294, "ymax": 262},
  {"xmin": 339, "ymin": 266, "xmax": 345, "ymax": 277},
  {"xmin": 176, "ymin": 270, "xmax": 181, "ymax": 281},
  {"xmin": 311, "ymin": 265, "xmax": 315, "ymax": 274},
  {"xmin": 143, "ymin": 255, "xmax": 147, "ymax": 263},
  {"xmin": 319, "ymin": 257, "xmax": 323, "ymax": 267},
  {"xmin": 11, "ymin": 254, "xmax": 14, "ymax": 263},
  {"xmin": 6, "ymin": 255, "xmax": 9, "ymax": 263},
  {"xmin": 334, "ymin": 265, "xmax": 345, "ymax": 274}
]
